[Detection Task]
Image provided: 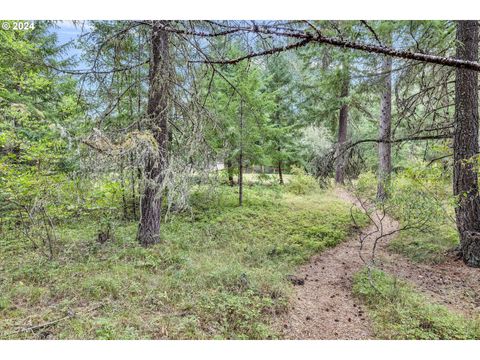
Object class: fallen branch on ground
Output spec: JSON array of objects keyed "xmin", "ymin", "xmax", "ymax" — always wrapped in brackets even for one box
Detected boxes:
[{"xmin": 2, "ymin": 303, "xmax": 104, "ymax": 338}]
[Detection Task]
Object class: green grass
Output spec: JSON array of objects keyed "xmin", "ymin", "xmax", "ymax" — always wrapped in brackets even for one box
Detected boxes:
[
  {"xmin": 389, "ymin": 223, "xmax": 459, "ymax": 264},
  {"xmin": 353, "ymin": 268, "xmax": 480, "ymax": 339},
  {"xmin": 0, "ymin": 183, "xmax": 367, "ymax": 339}
]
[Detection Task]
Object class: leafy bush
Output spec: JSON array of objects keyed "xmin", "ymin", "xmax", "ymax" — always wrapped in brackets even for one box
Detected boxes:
[
  {"xmin": 352, "ymin": 162, "xmax": 457, "ymax": 263},
  {"xmin": 353, "ymin": 171, "xmax": 377, "ymax": 198},
  {"xmin": 298, "ymin": 125, "xmax": 333, "ymax": 172},
  {"xmin": 285, "ymin": 166, "xmax": 318, "ymax": 195}
]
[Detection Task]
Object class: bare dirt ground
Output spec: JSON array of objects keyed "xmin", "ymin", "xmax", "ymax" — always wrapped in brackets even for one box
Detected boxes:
[{"xmin": 275, "ymin": 187, "xmax": 480, "ymax": 339}]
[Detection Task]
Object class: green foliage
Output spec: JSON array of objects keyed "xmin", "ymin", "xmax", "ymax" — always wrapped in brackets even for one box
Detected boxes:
[
  {"xmin": 388, "ymin": 163, "xmax": 452, "ymax": 225},
  {"xmin": 262, "ymin": 54, "xmax": 303, "ymax": 170},
  {"xmin": 353, "ymin": 268, "xmax": 480, "ymax": 339},
  {"xmin": 0, "ymin": 19, "xmax": 467, "ymax": 341},
  {"xmin": 0, "ymin": 22, "xmax": 86, "ymax": 260},
  {"xmin": 285, "ymin": 166, "xmax": 319, "ymax": 195},
  {"xmin": 354, "ymin": 171, "xmax": 378, "ymax": 198},
  {"xmin": 388, "ymin": 164, "xmax": 457, "ymax": 264},
  {"xmin": 82, "ymin": 276, "xmax": 121, "ymax": 300},
  {"xmin": 0, "ymin": 184, "xmax": 365, "ymax": 339},
  {"xmin": 389, "ymin": 224, "xmax": 458, "ymax": 264},
  {"xmin": 204, "ymin": 44, "xmax": 275, "ymax": 168},
  {"xmin": 353, "ymin": 162, "xmax": 458, "ymax": 264},
  {"xmin": 298, "ymin": 124, "xmax": 333, "ymax": 171}
]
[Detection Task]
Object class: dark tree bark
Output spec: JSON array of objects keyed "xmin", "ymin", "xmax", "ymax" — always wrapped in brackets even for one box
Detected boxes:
[
  {"xmin": 226, "ymin": 158, "xmax": 234, "ymax": 186},
  {"xmin": 335, "ymin": 67, "xmax": 349, "ymax": 184},
  {"xmin": 453, "ymin": 20, "xmax": 480, "ymax": 267},
  {"xmin": 137, "ymin": 21, "xmax": 170, "ymax": 246},
  {"xmin": 278, "ymin": 160, "xmax": 284, "ymax": 185},
  {"xmin": 377, "ymin": 45, "xmax": 393, "ymax": 201}
]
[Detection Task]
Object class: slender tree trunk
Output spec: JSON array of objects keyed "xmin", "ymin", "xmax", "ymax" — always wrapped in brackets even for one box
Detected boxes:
[
  {"xmin": 119, "ymin": 158, "xmax": 128, "ymax": 220},
  {"xmin": 130, "ymin": 154, "xmax": 138, "ymax": 220},
  {"xmin": 238, "ymin": 101, "xmax": 244, "ymax": 206},
  {"xmin": 278, "ymin": 160, "xmax": 284, "ymax": 185},
  {"xmin": 377, "ymin": 46, "xmax": 393, "ymax": 201},
  {"xmin": 238, "ymin": 152, "xmax": 243, "ymax": 206},
  {"xmin": 137, "ymin": 21, "xmax": 170, "ymax": 246},
  {"xmin": 453, "ymin": 21, "xmax": 480, "ymax": 267},
  {"xmin": 226, "ymin": 158, "xmax": 234, "ymax": 186},
  {"xmin": 335, "ymin": 68, "xmax": 349, "ymax": 184},
  {"xmin": 136, "ymin": 31, "xmax": 144, "ymax": 207},
  {"xmin": 127, "ymin": 78, "xmax": 138, "ymax": 221}
]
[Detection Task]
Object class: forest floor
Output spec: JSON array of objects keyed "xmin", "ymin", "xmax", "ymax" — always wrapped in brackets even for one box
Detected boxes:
[
  {"xmin": 0, "ymin": 184, "xmax": 369, "ymax": 339},
  {"xmin": 276, "ymin": 187, "xmax": 480, "ymax": 339},
  {"xmin": 2, "ymin": 182, "xmax": 480, "ymax": 339}
]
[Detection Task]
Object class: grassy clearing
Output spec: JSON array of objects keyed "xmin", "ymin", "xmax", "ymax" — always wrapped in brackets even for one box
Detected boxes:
[
  {"xmin": 353, "ymin": 268, "xmax": 480, "ymax": 339},
  {"xmin": 0, "ymin": 183, "xmax": 367, "ymax": 339}
]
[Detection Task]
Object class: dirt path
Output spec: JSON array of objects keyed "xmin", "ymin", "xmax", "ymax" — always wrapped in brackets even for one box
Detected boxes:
[
  {"xmin": 377, "ymin": 236, "xmax": 480, "ymax": 317},
  {"xmin": 276, "ymin": 187, "xmax": 480, "ymax": 339}
]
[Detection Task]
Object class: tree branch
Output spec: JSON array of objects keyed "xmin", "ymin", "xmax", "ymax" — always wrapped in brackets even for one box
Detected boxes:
[{"xmin": 165, "ymin": 22, "xmax": 480, "ymax": 71}]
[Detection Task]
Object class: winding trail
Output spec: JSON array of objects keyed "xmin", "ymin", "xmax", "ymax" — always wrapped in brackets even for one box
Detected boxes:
[{"xmin": 276, "ymin": 187, "xmax": 480, "ymax": 339}]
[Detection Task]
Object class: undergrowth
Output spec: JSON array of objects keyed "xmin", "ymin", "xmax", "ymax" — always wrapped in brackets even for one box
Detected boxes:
[
  {"xmin": 0, "ymin": 184, "xmax": 366, "ymax": 339},
  {"xmin": 353, "ymin": 268, "xmax": 480, "ymax": 339},
  {"xmin": 389, "ymin": 224, "xmax": 458, "ymax": 264},
  {"xmin": 353, "ymin": 165, "xmax": 458, "ymax": 264}
]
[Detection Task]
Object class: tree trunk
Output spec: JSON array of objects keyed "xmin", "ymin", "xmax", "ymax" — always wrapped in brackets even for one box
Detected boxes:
[
  {"xmin": 238, "ymin": 101, "xmax": 244, "ymax": 206},
  {"xmin": 278, "ymin": 160, "xmax": 284, "ymax": 185},
  {"xmin": 119, "ymin": 158, "xmax": 128, "ymax": 220},
  {"xmin": 226, "ymin": 158, "xmax": 234, "ymax": 186},
  {"xmin": 335, "ymin": 68, "xmax": 349, "ymax": 184},
  {"xmin": 238, "ymin": 152, "xmax": 243, "ymax": 206},
  {"xmin": 130, "ymin": 154, "xmax": 138, "ymax": 220},
  {"xmin": 377, "ymin": 45, "xmax": 393, "ymax": 201},
  {"xmin": 137, "ymin": 21, "xmax": 170, "ymax": 246},
  {"xmin": 453, "ymin": 20, "xmax": 480, "ymax": 267}
]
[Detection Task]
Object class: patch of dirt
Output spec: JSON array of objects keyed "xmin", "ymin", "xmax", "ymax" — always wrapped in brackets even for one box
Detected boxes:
[
  {"xmin": 275, "ymin": 187, "xmax": 480, "ymax": 339},
  {"xmin": 377, "ymin": 238, "xmax": 480, "ymax": 317}
]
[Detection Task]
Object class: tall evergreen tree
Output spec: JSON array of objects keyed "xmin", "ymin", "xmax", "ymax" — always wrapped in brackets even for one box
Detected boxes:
[{"xmin": 453, "ymin": 20, "xmax": 480, "ymax": 267}]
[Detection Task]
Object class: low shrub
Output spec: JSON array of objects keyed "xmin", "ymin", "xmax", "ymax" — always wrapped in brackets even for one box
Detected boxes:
[{"xmin": 285, "ymin": 166, "xmax": 318, "ymax": 195}]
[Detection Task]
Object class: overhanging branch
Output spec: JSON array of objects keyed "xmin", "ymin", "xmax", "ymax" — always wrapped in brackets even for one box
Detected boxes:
[{"xmin": 162, "ymin": 22, "xmax": 480, "ymax": 71}]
